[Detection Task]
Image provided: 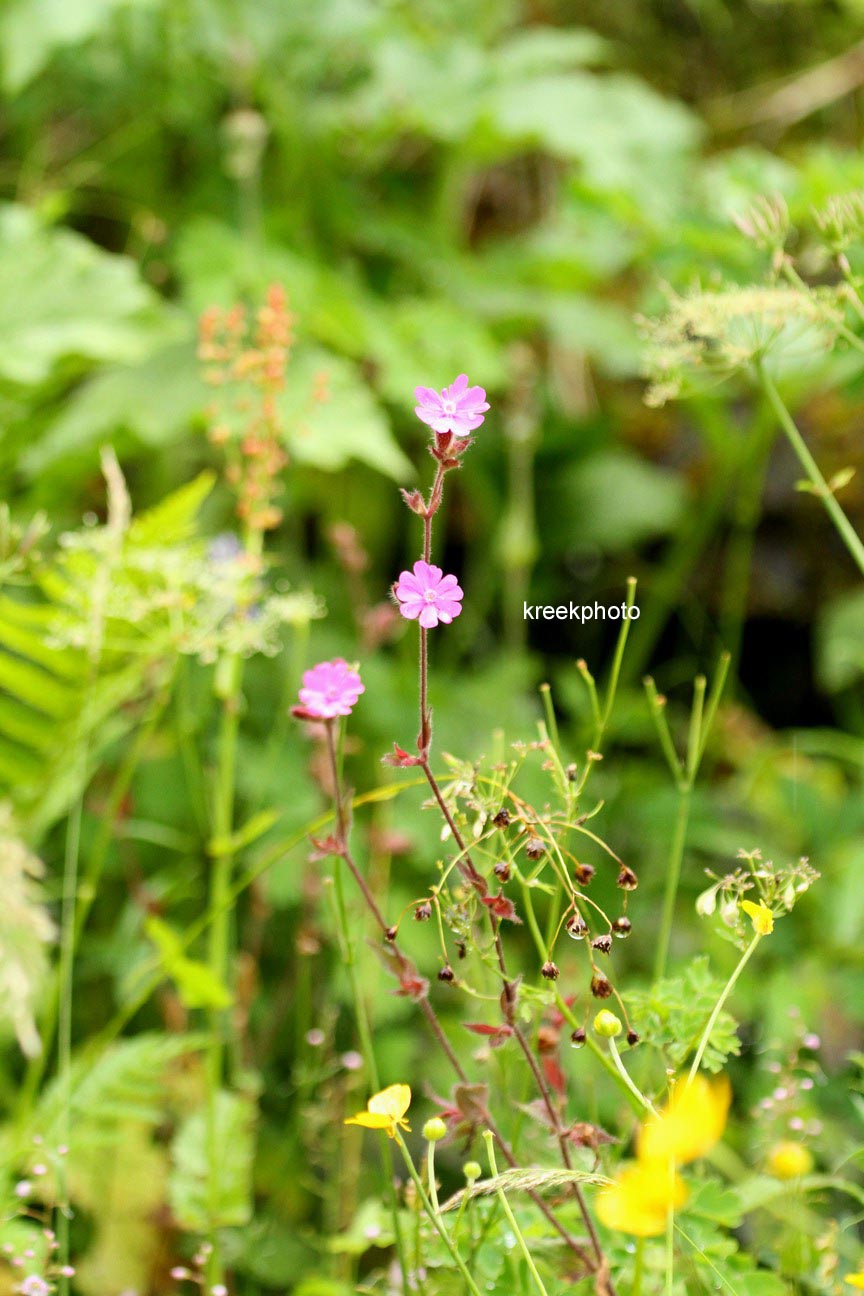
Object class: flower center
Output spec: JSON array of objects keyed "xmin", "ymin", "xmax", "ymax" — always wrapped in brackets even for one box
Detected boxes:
[
  {"xmin": 442, "ymin": 398, "xmax": 456, "ymax": 415},
  {"xmin": 423, "ymin": 589, "xmax": 438, "ymax": 603}
]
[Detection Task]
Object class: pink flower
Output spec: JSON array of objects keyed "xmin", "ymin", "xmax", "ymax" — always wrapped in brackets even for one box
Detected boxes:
[
  {"xmin": 395, "ymin": 560, "xmax": 464, "ymax": 628},
  {"xmin": 414, "ymin": 374, "xmax": 489, "ymax": 438},
  {"xmin": 294, "ymin": 658, "xmax": 364, "ymax": 720}
]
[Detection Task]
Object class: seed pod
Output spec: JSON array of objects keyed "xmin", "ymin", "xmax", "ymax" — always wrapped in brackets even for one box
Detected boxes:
[
  {"xmin": 616, "ymin": 865, "xmax": 639, "ymax": 890},
  {"xmin": 385, "ymin": 926, "xmax": 398, "ymax": 942},
  {"xmin": 457, "ymin": 941, "xmax": 467, "ymax": 960},
  {"xmin": 493, "ymin": 860, "xmax": 511, "ymax": 883},
  {"xmin": 591, "ymin": 934, "xmax": 612, "ymax": 955},
  {"xmin": 570, "ymin": 1027, "xmax": 587, "ymax": 1048},
  {"xmin": 627, "ymin": 1030, "xmax": 640, "ymax": 1047},
  {"xmin": 565, "ymin": 763, "xmax": 578, "ymax": 782},
  {"xmin": 493, "ymin": 809, "xmax": 511, "ymax": 828},
  {"xmin": 590, "ymin": 972, "xmax": 613, "ymax": 999},
  {"xmin": 414, "ymin": 902, "xmax": 432, "ymax": 922},
  {"xmin": 438, "ymin": 964, "xmax": 455, "ymax": 983},
  {"xmin": 525, "ymin": 836, "xmax": 546, "ymax": 861},
  {"xmin": 612, "ymin": 916, "xmax": 632, "ymax": 938},
  {"xmin": 541, "ymin": 960, "xmax": 560, "ymax": 981},
  {"xmin": 574, "ymin": 863, "xmax": 595, "ymax": 885},
  {"xmin": 566, "ymin": 914, "xmax": 588, "ymax": 940}
]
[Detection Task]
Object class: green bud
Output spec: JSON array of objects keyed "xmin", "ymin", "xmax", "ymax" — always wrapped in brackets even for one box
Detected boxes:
[
  {"xmin": 463, "ymin": 1160, "xmax": 482, "ymax": 1182},
  {"xmin": 423, "ymin": 1117, "xmax": 447, "ymax": 1143},
  {"xmin": 593, "ymin": 1009, "xmax": 623, "ymax": 1038}
]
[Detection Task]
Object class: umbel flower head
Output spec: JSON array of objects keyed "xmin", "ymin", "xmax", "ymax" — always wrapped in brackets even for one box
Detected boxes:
[
  {"xmin": 395, "ymin": 560, "xmax": 464, "ymax": 628},
  {"xmin": 344, "ymin": 1084, "xmax": 411, "ymax": 1139},
  {"xmin": 293, "ymin": 658, "xmax": 364, "ymax": 720},
  {"xmin": 414, "ymin": 374, "xmax": 489, "ymax": 438}
]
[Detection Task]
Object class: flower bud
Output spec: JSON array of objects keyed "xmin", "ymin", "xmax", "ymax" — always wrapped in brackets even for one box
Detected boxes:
[
  {"xmin": 590, "ymin": 972, "xmax": 613, "ymax": 999},
  {"xmin": 541, "ymin": 960, "xmax": 559, "ymax": 980},
  {"xmin": 463, "ymin": 1160, "xmax": 482, "ymax": 1182},
  {"xmin": 574, "ymin": 863, "xmax": 595, "ymax": 885},
  {"xmin": 525, "ymin": 836, "xmax": 546, "ymax": 860},
  {"xmin": 423, "ymin": 1117, "xmax": 448, "ymax": 1143},
  {"xmin": 594, "ymin": 1010, "xmax": 622, "ymax": 1038},
  {"xmin": 767, "ymin": 1141, "xmax": 813, "ymax": 1179}
]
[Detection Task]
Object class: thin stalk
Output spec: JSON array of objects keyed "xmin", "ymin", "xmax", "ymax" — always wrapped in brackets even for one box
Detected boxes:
[
  {"xmin": 394, "ymin": 1133, "xmax": 485, "ymax": 1296},
  {"xmin": 633, "ymin": 1236, "xmax": 645, "ymax": 1296},
  {"xmin": 483, "ymin": 1131, "xmax": 549, "ymax": 1296},
  {"xmin": 607, "ymin": 1037, "xmax": 654, "ymax": 1115},
  {"xmin": 427, "ymin": 1140, "xmax": 440, "ymax": 1214},
  {"xmin": 654, "ymin": 786, "xmax": 693, "ymax": 983},
  {"xmin": 757, "ymin": 362, "xmax": 864, "ymax": 578},
  {"xmin": 688, "ymin": 933, "xmax": 761, "ymax": 1080}
]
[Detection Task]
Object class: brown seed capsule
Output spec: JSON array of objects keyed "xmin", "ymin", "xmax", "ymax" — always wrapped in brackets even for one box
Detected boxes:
[
  {"xmin": 566, "ymin": 914, "xmax": 588, "ymax": 940},
  {"xmin": 591, "ymin": 972, "xmax": 613, "ymax": 999},
  {"xmin": 616, "ymin": 865, "xmax": 639, "ymax": 891},
  {"xmin": 565, "ymin": 763, "xmax": 578, "ymax": 782},
  {"xmin": 493, "ymin": 809, "xmax": 511, "ymax": 828},
  {"xmin": 493, "ymin": 861, "xmax": 511, "ymax": 883},
  {"xmin": 627, "ymin": 1030, "xmax": 640, "ymax": 1046},
  {"xmin": 574, "ymin": 863, "xmax": 596, "ymax": 886},
  {"xmin": 385, "ymin": 926, "xmax": 398, "ymax": 942},
  {"xmin": 541, "ymin": 960, "xmax": 560, "ymax": 980},
  {"xmin": 457, "ymin": 941, "xmax": 467, "ymax": 960},
  {"xmin": 591, "ymin": 934, "xmax": 612, "ymax": 955},
  {"xmin": 570, "ymin": 1027, "xmax": 587, "ymax": 1047},
  {"xmin": 525, "ymin": 836, "xmax": 546, "ymax": 860},
  {"xmin": 438, "ymin": 964, "xmax": 455, "ymax": 983},
  {"xmin": 612, "ymin": 916, "xmax": 632, "ymax": 938},
  {"xmin": 414, "ymin": 902, "xmax": 432, "ymax": 922}
]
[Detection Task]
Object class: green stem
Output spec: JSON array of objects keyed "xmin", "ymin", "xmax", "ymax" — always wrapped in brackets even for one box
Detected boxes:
[
  {"xmin": 395, "ymin": 1134, "xmax": 485, "ymax": 1296},
  {"xmin": 608, "ymin": 1037, "xmax": 654, "ymax": 1114},
  {"xmin": 427, "ymin": 1140, "xmax": 440, "ymax": 1214},
  {"xmin": 633, "ymin": 1236, "xmax": 645, "ymax": 1296},
  {"xmin": 757, "ymin": 363, "xmax": 864, "ymax": 578},
  {"xmin": 482, "ymin": 1131, "xmax": 549, "ymax": 1296},
  {"xmin": 688, "ymin": 933, "xmax": 761, "ymax": 1080},
  {"xmin": 654, "ymin": 786, "xmax": 692, "ymax": 982}
]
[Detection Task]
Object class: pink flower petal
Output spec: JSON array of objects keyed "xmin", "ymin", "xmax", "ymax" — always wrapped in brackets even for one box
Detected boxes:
[
  {"xmin": 399, "ymin": 600, "xmax": 422, "ymax": 620},
  {"xmin": 396, "ymin": 569, "xmax": 424, "ymax": 595},
  {"xmin": 414, "ymin": 386, "xmax": 444, "ymax": 408},
  {"xmin": 418, "ymin": 605, "xmax": 440, "ymax": 628}
]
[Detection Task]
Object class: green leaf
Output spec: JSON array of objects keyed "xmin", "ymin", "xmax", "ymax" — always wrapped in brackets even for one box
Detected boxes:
[
  {"xmin": 0, "ymin": 0, "xmax": 157, "ymax": 93},
  {"xmin": 208, "ymin": 807, "xmax": 280, "ymax": 857},
  {"xmin": 0, "ymin": 205, "xmax": 167, "ymax": 386},
  {"xmin": 553, "ymin": 450, "xmax": 687, "ymax": 552},
  {"xmin": 169, "ymin": 1089, "xmax": 256, "ymax": 1231},
  {"xmin": 816, "ymin": 587, "xmax": 864, "ymax": 692},
  {"xmin": 145, "ymin": 917, "xmax": 232, "ymax": 1010},
  {"xmin": 626, "ymin": 956, "xmax": 741, "ymax": 1073}
]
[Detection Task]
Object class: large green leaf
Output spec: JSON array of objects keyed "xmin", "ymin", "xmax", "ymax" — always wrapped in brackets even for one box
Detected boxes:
[
  {"xmin": 0, "ymin": 0, "xmax": 157, "ymax": 93},
  {"xmin": 169, "ymin": 1089, "xmax": 256, "ymax": 1231}
]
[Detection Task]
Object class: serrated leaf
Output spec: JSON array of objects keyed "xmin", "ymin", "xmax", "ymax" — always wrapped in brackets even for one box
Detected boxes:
[
  {"xmin": 626, "ymin": 956, "xmax": 741, "ymax": 1073},
  {"xmin": 169, "ymin": 1089, "xmax": 256, "ymax": 1231}
]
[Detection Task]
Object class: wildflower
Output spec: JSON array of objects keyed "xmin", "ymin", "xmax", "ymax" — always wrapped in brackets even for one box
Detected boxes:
[
  {"xmin": 594, "ymin": 1010, "xmax": 622, "ymax": 1038},
  {"xmin": 18, "ymin": 1279, "xmax": 51, "ymax": 1296},
  {"xmin": 423, "ymin": 1117, "xmax": 447, "ymax": 1142},
  {"xmin": 767, "ymin": 1141, "xmax": 813, "ymax": 1179},
  {"xmin": 846, "ymin": 1274, "xmax": 864, "ymax": 1289},
  {"xmin": 293, "ymin": 658, "xmax": 364, "ymax": 720},
  {"xmin": 741, "ymin": 898, "xmax": 774, "ymax": 935},
  {"xmin": 395, "ymin": 560, "xmax": 464, "ymax": 628},
  {"xmin": 344, "ymin": 1084, "xmax": 411, "ymax": 1139},
  {"xmin": 414, "ymin": 374, "xmax": 489, "ymax": 438},
  {"xmin": 596, "ymin": 1161, "xmax": 687, "ymax": 1237},
  {"xmin": 638, "ymin": 1074, "xmax": 731, "ymax": 1166}
]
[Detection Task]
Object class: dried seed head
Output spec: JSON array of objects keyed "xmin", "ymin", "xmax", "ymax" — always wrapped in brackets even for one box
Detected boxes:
[
  {"xmin": 493, "ymin": 809, "xmax": 511, "ymax": 828},
  {"xmin": 616, "ymin": 865, "xmax": 639, "ymax": 890},
  {"xmin": 612, "ymin": 916, "xmax": 632, "ymax": 938},
  {"xmin": 541, "ymin": 960, "xmax": 560, "ymax": 981},
  {"xmin": 493, "ymin": 860, "xmax": 511, "ymax": 883},
  {"xmin": 565, "ymin": 914, "xmax": 588, "ymax": 940},
  {"xmin": 570, "ymin": 1027, "xmax": 587, "ymax": 1048},
  {"xmin": 627, "ymin": 1030, "xmax": 640, "ymax": 1047},
  {"xmin": 525, "ymin": 836, "xmax": 546, "ymax": 861},
  {"xmin": 438, "ymin": 964, "xmax": 455, "ymax": 983},
  {"xmin": 414, "ymin": 902, "xmax": 432, "ymax": 922},
  {"xmin": 385, "ymin": 926, "xmax": 398, "ymax": 942},
  {"xmin": 574, "ymin": 863, "xmax": 596, "ymax": 886},
  {"xmin": 591, "ymin": 934, "xmax": 613, "ymax": 955},
  {"xmin": 590, "ymin": 972, "xmax": 613, "ymax": 999},
  {"xmin": 565, "ymin": 763, "xmax": 578, "ymax": 782},
  {"xmin": 457, "ymin": 941, "xmax": 467, "ymax": 960}
]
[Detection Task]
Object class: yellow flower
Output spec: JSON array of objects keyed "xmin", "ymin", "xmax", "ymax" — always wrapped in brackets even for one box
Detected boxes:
[
  {"xmin": 638, "ymin": 1074, "xmax": 731, "ymax": 1166},
  {"xmin": 344, "ymin": 1084, "xmax": 412, "ymax": 1139},
  {"xmin": 845, "ymin": 1275, "xmax": 864, "ymax": 1289},
  {"xmin": 740, "ymin": 898, "xmax": 774, "ymax": 935},
  {"xmin": 596, "ymin": 1161, "xmax": 688, "ymax": 1237},
  {"xmin": 767, "ymin": 1140, "xmax": 813, "ymax": 1180}
]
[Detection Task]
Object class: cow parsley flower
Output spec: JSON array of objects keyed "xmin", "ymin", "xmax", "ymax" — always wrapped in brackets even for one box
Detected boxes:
[
  {"xmin": 414, "ymin": 375, "xmax": 489, "ymax": 438},
  {"xmin": 294, "ymin": 659, "xmax": 364, "ymax": 719},
  {"xmin": 395, "ymin": 560, "xmax": 464, "ymax": 628}
]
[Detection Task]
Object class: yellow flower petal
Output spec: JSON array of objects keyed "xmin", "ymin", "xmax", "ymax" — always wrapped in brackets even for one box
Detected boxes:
[
  {"xmin": 845, "ymin": 1275, "xmax": 864, "ymax": 1289},
  {"xmin": 740, "ymin": 899, "xmax": 774, "ymax": 935},
  {"xmin": 344, "ymin": 1084, "xmax": 412, "ymax": 1139},
  {"xmin": 596, "ymin": 1162, "xmax": 688, "ymax": 1237},
  {"xmin": 638, "ymin": 1074, "xmax": 731, "ymax": 1167},
  {"xmin": 766, "ymin": 1140, "xmax": 813, "ymax": 1180}
]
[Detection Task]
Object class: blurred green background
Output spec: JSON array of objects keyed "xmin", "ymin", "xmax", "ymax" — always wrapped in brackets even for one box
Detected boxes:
[{"xmin": 2, "ymin": 0, "xmax": 864, "ymax": 1290}]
